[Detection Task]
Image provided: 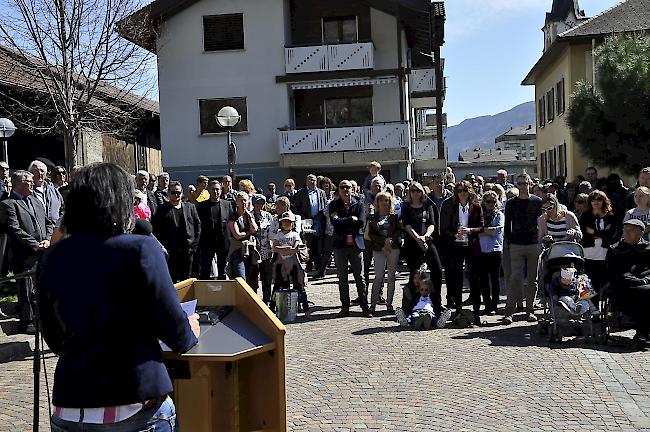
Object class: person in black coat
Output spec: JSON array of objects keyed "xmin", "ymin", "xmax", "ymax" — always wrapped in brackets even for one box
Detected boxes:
[
  {"xmin": 36, "ymin": 163, "xmax": 199, "ymax": 431},
  {"xmin": 196, "ymin": 180, "xmax": 234, "ymax": 279},
  {"xmin": 439, "ymin": 180, "xmax": 484, "ymax": 324},
  {"xmin": 0, "ymin": 170, "xmax": 53, "ymax": 333},
  {"xmin": 293, "ymin": 174, "xmax": 328, "ymax": 272},
  {"xmin": 152, "ymin": 181, "xmax": 201, "ymax": 282}
]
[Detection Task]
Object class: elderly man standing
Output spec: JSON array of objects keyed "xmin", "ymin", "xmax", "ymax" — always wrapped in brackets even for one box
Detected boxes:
[
  {"xmin": 329, "ymin": 180, "xmax": 371, "ymax": 317},
  {"xmin": 29, "ymin": 160, "xmax": 64, "ymax": 224},
  {"xmin": 135, "ymin": 169, "xmax": 157, "ymax": 216},
  {"xmin": 293, "ymin": 174, "xmax": 327, "ymax": 273},
  {"xmin": 496, "ymin": 169, "xmax": 514, "ymax": 194},
  {"xmin": 0, "ymin": 170, "xmax": 53, "ymax": 333},
  {"xmin": 154, "ymin": 172, "xmax": 170, "ymax": 207},
  {"xmin": 221, "ymin": 175, "xmax": 236, "ymax": 202}
]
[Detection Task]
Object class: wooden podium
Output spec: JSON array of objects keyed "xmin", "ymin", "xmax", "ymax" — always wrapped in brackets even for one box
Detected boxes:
[{"xmin": 165, "ymin": 278, "xmax": 287, "ymax": 432}]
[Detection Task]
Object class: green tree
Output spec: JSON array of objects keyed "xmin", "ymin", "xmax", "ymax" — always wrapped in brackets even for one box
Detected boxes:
[{"xmin": 566, "ymin": 35, "xmax": 650, "ymax": 175}]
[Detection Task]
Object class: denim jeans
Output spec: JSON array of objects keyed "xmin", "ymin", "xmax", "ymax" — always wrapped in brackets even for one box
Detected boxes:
[
  {"xmin": 228, "ymin": 250, "xmax": 252, "ymax": 280},
  {"xmin": 51, "ymin": 397, "xmax": 177, "ymax": 432},
  {"xmin": 334, "ymin": 247, "xmax": 367, "ymax": 309}
]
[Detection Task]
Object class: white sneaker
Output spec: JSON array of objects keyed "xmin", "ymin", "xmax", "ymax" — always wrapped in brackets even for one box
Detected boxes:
[
  {"xmin": 395, "ymin": 308, "xmax": 409, "ymax": 327},
  {"xmin": 437, "ymin": 308, "xmax": 452, "ymax": 328}
]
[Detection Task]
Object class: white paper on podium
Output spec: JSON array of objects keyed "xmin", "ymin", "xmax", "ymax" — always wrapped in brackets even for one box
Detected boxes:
[{"xmin": 180, "ymin": 299, "xmax": 197, "ymax": 317}]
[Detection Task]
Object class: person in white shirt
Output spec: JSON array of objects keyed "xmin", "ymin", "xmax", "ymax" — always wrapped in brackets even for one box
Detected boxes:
[{"xmin": 396, "ymin": 277, "xmax": 451, "ymax": 330}]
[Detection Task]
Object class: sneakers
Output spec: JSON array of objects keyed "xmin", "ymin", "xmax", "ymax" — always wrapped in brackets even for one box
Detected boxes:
[
  {"xmin": 436, "ymin": 308, "xmax": 452, "ymax": 328},
  {"xmin": 502, "ymin": 315, "xmax": 513, "ymax": 325},
  {"xmin": 395, "ymin": 308, "xmax": 409, "ymax": 327},
  {"xmin": 526, "ymin": 313, "xmax": 538, "ymax": 323}
]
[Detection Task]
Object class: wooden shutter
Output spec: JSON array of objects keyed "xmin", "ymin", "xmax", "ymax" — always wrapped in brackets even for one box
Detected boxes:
[{"xmin": 203, "ymin": 14, "xmax": 244, "ymax": 52}]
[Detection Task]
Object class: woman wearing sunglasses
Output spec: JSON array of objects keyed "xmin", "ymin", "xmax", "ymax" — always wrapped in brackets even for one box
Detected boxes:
[
  {"xmin": 400, "ymin": 181, "xmax": 444, "ymax": 318},
  {"xmin": 579, "ymin": 190, "xmax": 617, "ymax": 301},
  {"xmin": 538, "ymin": 193, "xmax": 582, "ymax": 245},
  {"xmin": 477, "ymin": 190, "xmax": 504, "ymax": 316},
  {"xmin": 440, "ymin": 180, "xmax": 484, "ymax": 325}
]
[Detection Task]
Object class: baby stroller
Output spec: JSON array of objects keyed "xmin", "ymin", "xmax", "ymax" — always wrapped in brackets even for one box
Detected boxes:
[{"xmin": 537, "ymin": 241, "xmax": 596, "ymax": 343}]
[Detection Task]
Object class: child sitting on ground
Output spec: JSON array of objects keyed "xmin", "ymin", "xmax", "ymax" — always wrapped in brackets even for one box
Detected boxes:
[
  {"xmin": 551, "ymin": 266, "xmax": 598, "ymax": 316},
  {"xmin": 270, "ymin": 211, "xmax": 310, "ymax": 317},
  {"xmin": 396, "ymin": 278, "xmax": 451, "ymax": 329}
]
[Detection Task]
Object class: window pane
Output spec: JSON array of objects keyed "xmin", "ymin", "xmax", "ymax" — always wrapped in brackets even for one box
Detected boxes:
[
  {"xmin": 341, "ymin": 19, "xmax": 357, "ymax": 42},
  {"xmin": 349, "ymin": 97, "xmax": 372, "ymax": 124},
  {"xmin": 325, "ymin": 99, "xmax": 348, "ymax": 126},
  {"xmin": 323, "ymin": 20, "xmax": 339, "ymax": 44}
]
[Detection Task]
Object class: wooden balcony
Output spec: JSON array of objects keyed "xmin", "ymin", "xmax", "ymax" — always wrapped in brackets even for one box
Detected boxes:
[
  {"xmin": 279, "ymin": 123, "xmax": 409, "ymax": 154},
  {"xmin": 285, "ymin": 42, "xmax": 374, "ymax": 74}
]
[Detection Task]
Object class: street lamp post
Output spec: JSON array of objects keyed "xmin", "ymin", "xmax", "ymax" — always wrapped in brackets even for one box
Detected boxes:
[
  {"xmin": 0, "ymin": 118, "xmax": 16, "ymax": 165},
  {"xmin": 215, "ymin": 106, "xmax": 241, "ymax": 181}
]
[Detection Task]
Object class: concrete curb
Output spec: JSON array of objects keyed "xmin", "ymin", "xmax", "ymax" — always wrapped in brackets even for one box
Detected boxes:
[{"xmin": 0, "ymin": 339, "xmax": 33, "ymax": 363}]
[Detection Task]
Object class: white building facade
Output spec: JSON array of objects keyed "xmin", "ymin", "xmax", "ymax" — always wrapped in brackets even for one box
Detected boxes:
[{"xmin": 119, "ymin": 0, "xmax": 447, "ymax": 187}]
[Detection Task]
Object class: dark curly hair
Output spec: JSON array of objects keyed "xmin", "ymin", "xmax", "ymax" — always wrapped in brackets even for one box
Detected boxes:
[{"xmin": 63, "ymin": 163, "xmax": 135, "ymax": 235}]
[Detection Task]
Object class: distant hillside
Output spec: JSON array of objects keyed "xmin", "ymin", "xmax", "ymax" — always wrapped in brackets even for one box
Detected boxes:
[{"xmin": 446, "ymin": 101, "xmax": 535, "ymax": 161}]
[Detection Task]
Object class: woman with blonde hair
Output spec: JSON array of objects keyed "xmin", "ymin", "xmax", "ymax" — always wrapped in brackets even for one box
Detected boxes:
[
  {"xmin": 367, "ymin": 191, "xmax": 402, "ymax": 313},
  {"xmin": 538, "ymin": 193, "xmax": 582, "ymax": 244},
  {"xmin": 238, "ymin": 179, "xmax": 256, "ymax": 210}
]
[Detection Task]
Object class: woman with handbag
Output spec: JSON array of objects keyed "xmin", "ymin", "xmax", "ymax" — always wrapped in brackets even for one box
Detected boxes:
[
  {"xmin": 401, "ymin": 181, "xmax": 444, "ymax": 317},
  {"xmin": 367, "ymin": 191, "xmax": 402, "ymax": 314}
]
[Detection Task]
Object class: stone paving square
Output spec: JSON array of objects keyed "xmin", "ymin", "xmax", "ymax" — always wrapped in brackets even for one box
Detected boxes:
[{"xmin": 0, "ymin": 273, "xmax": 649, "ymax": 431}]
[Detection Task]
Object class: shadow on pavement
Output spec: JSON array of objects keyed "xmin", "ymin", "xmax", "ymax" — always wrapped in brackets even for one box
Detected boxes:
[{"xmin": 451, "ymin": 323, "xmax": 643, "ymax": 353}]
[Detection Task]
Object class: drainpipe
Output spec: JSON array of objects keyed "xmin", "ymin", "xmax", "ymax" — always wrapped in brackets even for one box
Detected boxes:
[{"xmin": 591, "ymin": 38, "xmax": 596, "ymax": 87}]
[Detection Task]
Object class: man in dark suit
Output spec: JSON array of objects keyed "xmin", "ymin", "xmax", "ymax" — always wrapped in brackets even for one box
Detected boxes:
[
  {"xmin": 196, "ymin": 180, "xmax": 234, "ymax": 279},
  {"xmin": 152, "ymin": 181, "xmax": 201, "ymax": 282},
  {"xmin": 293, "ymin": 174, "xmax": 327, "ymax": 273},
  {"xmin": 0, "ymin": 170, "xmax": 53, "ymax": 333}
]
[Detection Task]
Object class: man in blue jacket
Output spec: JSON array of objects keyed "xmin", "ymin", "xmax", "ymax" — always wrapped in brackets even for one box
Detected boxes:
[{"xmin": 329, "ymin": 180, "xmax": 371, "ymax": 318}]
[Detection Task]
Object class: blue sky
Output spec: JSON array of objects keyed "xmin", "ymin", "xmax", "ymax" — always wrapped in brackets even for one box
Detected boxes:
[{"xmin": 443, "ymin": 0, "xmax": 620, "ymax": 126}]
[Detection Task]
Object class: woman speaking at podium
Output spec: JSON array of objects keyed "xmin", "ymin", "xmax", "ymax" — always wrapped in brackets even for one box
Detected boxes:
[{"xmin": 36, "ymin": 163, "xmax": 200, "ymax": 432}]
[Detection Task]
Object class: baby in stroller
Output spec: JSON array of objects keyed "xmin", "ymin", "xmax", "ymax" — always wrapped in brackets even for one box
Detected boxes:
[{"xmin": 551, "ymin": 266, "xmax": 598, "ymax": 316}]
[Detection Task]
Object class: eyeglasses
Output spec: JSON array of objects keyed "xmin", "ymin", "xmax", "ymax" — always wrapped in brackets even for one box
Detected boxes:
[
  {"xmin": 593, "ymin": 197, "xmax": 604, "ymax": 202},
  {"xmin": 169, "ymin": 191, "xmax": 182, "ymax": 195},
  {"xmin": 340, "ymin": 185, "xmax": 351, "ymax": 190},
  {"xmin": 456, "ymin": 188, "xmax": 469, "ymax": 193}
]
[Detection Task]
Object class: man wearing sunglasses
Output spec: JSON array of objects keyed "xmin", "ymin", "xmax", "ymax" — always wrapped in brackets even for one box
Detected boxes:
[
  {"xmin": 329, "ymin": 180, "xmax": 371, "ymax": 318},
  {"xmin": 502, "ymin": 173, "xmax": 543, "ymax": 324}
]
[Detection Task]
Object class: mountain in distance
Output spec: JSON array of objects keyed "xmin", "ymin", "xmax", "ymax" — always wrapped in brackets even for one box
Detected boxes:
[{"xmin": 445, "ymin": 101, "xmax": 536, "ymax": 161}]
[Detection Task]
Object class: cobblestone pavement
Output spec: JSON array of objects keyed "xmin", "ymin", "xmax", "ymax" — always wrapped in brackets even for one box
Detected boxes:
[{"xmin": 1, "ymin": 272, "xmax": 649, "ymax": 431}]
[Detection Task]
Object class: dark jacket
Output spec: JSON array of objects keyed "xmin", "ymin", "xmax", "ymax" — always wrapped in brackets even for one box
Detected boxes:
[
  {"xmin": 329, "ymin": 196, "xmax": 365, "ymax": 249},
  {"xmin": 196, "ymin": 199, "xmax": 234, "ymax": 250},
  {"xmin": 439, "ymin": 198, "xmax": 484, "ymax": 253},
  {"xmin": 579, "ymin": 211, "xmax": 618, "ymax": 249},
  {"xmin": 146, "ymin": 189, "xmax": 158, "ymax": 216},
  {"xmin": 367, "ymin": 213, "xmax": 401, "ymax": 251},
  {"xmin": 606, "ymin": 239, "xmax": 650, "ymax": 287},
  {"xmin": 504, "ymin": 195, "xmax": 542, "ymax": 245},
  {"xmin": 0, "ymin": 192, "xmax": 53, "ymax": 270},
  {"xmin": 36, "ymin": 234, "xmax": 198, "ymax": 407},
  {"xmin": 152, "ymin": 202, "xmax": 201, "ymax": 253},
  {"xmin": 293, "ymin": 187, "xmax": 327, "ymax": 219},
  {"xmin": 401, "ymin": 201, "xmax": 438, "ymax": 249},
  {"xmin": 154, "ymin": 188, "xmax": 169, "ymax": 208}
]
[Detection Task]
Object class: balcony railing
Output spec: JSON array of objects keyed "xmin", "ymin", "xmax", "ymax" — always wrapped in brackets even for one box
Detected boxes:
[
  {"xmin": 279, "ymin": 123, "xmax": 409, "ymax": 154},
  {"xmin": 285, "ymin": 42, "xmax": 374, "ymax": 74},
  {"xmin": 413, "ymin": 138, "xmax": 442, "ymax": 160},
  {"xmin": 410, "ymin": 68, "xmax": 436, "ymax": 93}
]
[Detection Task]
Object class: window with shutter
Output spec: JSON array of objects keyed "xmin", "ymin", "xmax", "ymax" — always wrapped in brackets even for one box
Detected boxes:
[
  {"xmin": 203, "ymin": 14, "xmax": 244, "ymax": 52},
  {"xmin": 199, "ymin": 97, "xmax": 248, "ymax": 134},
  {"xmin": 560, "ymin": 78, "xmax": 566, "ymax": 113},
  {"xmin": 539, "ymin": 96, "xmax": 546, "ymax": 127},
  {"xmin": 547, "ymin": 88, "xmax": 555, "ymax": 122}
]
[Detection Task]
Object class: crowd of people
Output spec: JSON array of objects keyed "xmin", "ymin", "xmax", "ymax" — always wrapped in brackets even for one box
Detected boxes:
[{"xmin": 1, "ymin": 158, "xmax": 649, "ymax": 342}]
